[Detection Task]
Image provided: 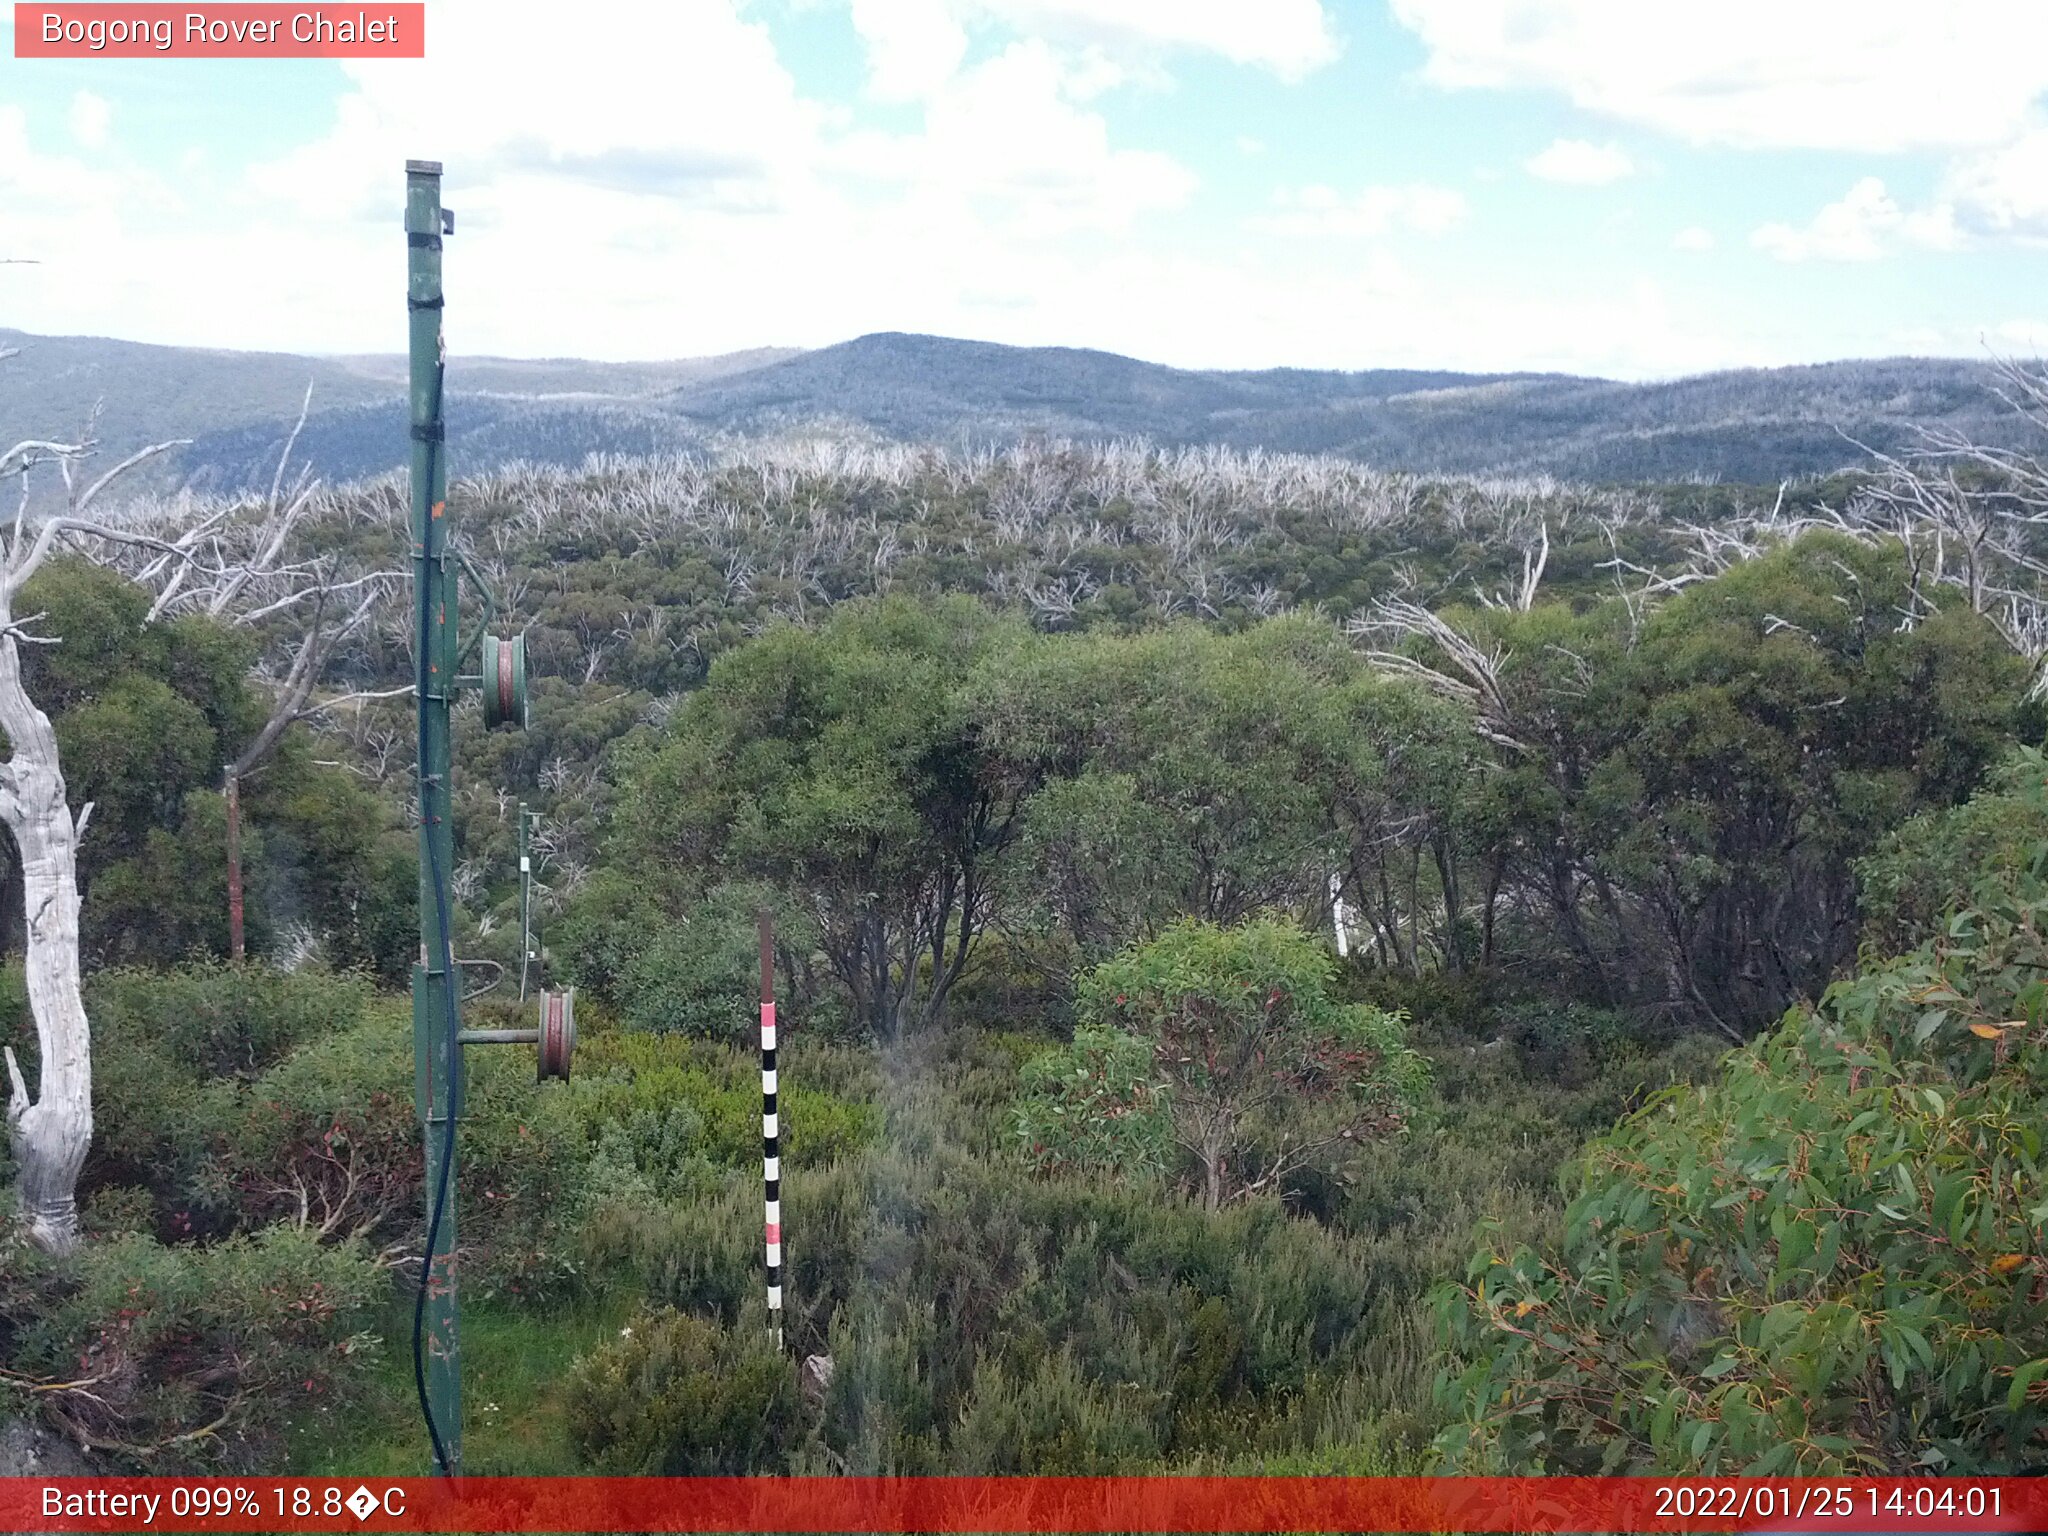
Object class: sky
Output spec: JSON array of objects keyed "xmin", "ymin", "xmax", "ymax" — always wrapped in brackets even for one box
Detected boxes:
[{"xmin": 2, "ymin": 0, "xmax": 2047, "ymax": 379}]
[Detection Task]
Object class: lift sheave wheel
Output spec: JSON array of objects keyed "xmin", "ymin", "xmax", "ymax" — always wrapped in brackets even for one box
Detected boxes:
[
  {"xmin": 538, "ymin": 988, "xmax": 575, "ymax": 1081},
  {"xmin": 481, "ymin": 632, "xmax": 529, "ymax": 730}
]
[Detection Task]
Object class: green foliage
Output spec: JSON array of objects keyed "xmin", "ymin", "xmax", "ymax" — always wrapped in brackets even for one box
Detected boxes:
[
  {"xmin": 0, "ymin": 1225, "xmax": 382, "ymax": 1469},
  {"xmin": 1436, "ymin": 854, "xmax": 2048, "ymax": 1474},
  {"xmin": 952, "ymin": 1351, "xmax": 1161, "ymax": 1472},
  {"xmin": 566, "ymin": 1306, "xmax": 807, "ymax": 1473},
  {"xmin": 17, "ymin": 450, "xmax": 2044, "ymax": 1481},
  {"xmin": 560, "ymin": 876, "xmax": 801, "ymax": 1042},
  {"xmin": 1074, "ymin": 919, "xmax": 1429, "ymax": 1208},
  {"xmin": 1858, "ymin": 746, "xmax": 2048, "ymax": 953},
  {"xmin": 91, "ymin": 962, "xmax": 371, "ymax": 1081},
  {"xmin": 1015, "ymin": 1026, "xmax": 1170, "ymax": 1179},
  {"xmin": 615, "ymin": 595, "xmax": 1035, "ymax": 1038},
  {"xmin": 190, "ymin": 1010, "xmax": 419, "ymax": 1251},
  {"xmin": 555, "ymin": 1012, "xmax": 1510, "ymax": 1476},
  {"xmin": 1449, "ymin": 533, "xmax": 2028, "ymax": 1033},
  {"xmin": 573, "ymin": 1031, "xmax": 879, "ymax": 1177},
  {"xmin": 0, "ymin": 560, "xmax": 403, "ymax": 968},
  {"xmin": 79, "ymin": 963, "xmax": 373, "ymax": 1199}
]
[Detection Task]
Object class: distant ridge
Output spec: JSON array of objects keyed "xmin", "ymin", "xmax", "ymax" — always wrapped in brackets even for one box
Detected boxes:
[
  {"xmin": 0, "ymin": 327, "xmax": 2027, "ymax": 497},
  {"xmin": 661, "ymin": 332, "xmax": 1580, "ymax": 449}
]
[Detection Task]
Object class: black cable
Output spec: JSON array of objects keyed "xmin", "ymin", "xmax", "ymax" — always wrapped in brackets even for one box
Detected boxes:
[{"xmin": 411, "ymin": 351, "xmax": 460, "ymax": 1478}]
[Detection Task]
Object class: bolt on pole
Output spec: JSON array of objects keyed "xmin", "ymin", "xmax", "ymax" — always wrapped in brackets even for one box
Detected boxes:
[{"xmin": 406, "ymin": 156, "xmax": 463, "ymax": 1476}]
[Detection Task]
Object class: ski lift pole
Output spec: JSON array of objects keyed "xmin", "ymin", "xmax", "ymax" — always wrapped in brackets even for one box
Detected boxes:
[
  {"xmin": 404, "ymin": 158, "xmax": 549, "ymax": 1480},
  {"xmin": 406, "ymin": 157, "xmax": 463, "ymax": 1476}
]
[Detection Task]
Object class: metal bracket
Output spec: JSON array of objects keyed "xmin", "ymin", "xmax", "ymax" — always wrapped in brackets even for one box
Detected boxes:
[
  {"xmin": 457, "ymin": 957, "xmax": 503, "ymax": 1001},
  {"xmin": 453, "ymin": 543, "xmax": 499, "ymax": 675}
]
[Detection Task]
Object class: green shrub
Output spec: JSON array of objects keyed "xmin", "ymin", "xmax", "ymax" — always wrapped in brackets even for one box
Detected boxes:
[
  {"xmin": 187, "ymin": 1003, "xmax": 586, "ymax": 1292},
  {"xmin": 1436, "ymin": 859, "xmax": 2048, "ymax": 1474},
  {"xmin": 91, "ymin": 963, "xmax": 372, "ymax": 1081},
  {"xmin": 559, "ymin": 875, "xmax": 812, "ymax": 1042},
  {"xmin": 0, "ymin": 1225, "xmax": 382, "ymax": 1471},
  {"xmin": 1072, "ymin": 919, "xmax": 1429, "ymax": 1208},
  {"xmin": 194, "ymin": 1011, "xmax": 415, "ymax": 1244},
  {"xmin": 578, "ymin": 1182, "xmax": 760, "ymax": 1323},
  {"xmin": 1343, "ymin": 965, "xmax": 1503, "ymax": 1036},
  {"xmin": 1859, "ymin": 746, "xmax": 2048, "ymax": 952},
  {"xmin": 566, "ymin": 1306, "xmax": 807, "ymax": 1472},
  {"xmin": 71, "ymin": 965, "xmax": 374, "ymax": 1216},
  {"xmin": 952, "ymin": 1351, "xmax": 1161, "ymax": 1472},
  {"xmin": 569, "ymin": 1032, "xmax": 879, "ymax": 1173},
  {"xmin": 1014, "ymin": 1026, "xmax": 1170, "ymax": 1179}
]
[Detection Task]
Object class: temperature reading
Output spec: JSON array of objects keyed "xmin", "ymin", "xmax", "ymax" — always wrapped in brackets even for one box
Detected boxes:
[{"xmin": 147, "ymin": 1483, "xmax": 409, "ymax": 1524}]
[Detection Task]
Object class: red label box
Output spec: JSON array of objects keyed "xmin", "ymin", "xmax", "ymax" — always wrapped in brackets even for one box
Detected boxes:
[{"xmin": 14, "ymin": 3, "xmax": 425, "ymax": 56}]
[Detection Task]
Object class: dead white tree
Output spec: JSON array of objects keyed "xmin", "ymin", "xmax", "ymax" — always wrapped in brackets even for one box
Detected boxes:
[
  {"xmin": 1474, "ymin": 521, "xmax": 1550, "ymax": 612},
  {"xmin": 0, "ymin": 396, "xmax": 189, "ymax": 1252},
  {"xmin": 1351, "ymin": 597, "xmax": 1526, "ymax": 752}
]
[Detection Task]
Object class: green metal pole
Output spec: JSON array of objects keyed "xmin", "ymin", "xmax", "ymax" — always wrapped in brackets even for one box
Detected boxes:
[
  {"xmin": 406, "ymin": 157, "xmax": 462, "ymax": 1475},
  {"xmin": 518, "ymin": 803, "xmax": 531, "ymax": 1002}
]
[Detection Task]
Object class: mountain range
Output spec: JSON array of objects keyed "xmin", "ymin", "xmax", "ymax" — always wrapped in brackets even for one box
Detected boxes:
[{"xmin": 1, "ymin": 326, "xmax": 2031, "ymax": 499}]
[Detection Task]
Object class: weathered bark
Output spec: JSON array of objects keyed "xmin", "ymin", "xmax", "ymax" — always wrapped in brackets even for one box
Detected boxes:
[{"xmin": 0, "ymin": 627, "xmax": 91, "ymax": 1254}]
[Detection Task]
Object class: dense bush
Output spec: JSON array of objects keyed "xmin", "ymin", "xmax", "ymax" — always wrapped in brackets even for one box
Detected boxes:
[
  {"xmin": 1436, "ymin": 858, "xmax": 2048, "ymax": 1473},
  {"xmin": 76, "ymin": 964, "xmax": 375, "ymax": 1212},
  {"xmin": 1015, "ymin": 1026, "xmax": 1170, "ymax": 1180},
  {"xmin": 559, "ymin": 876, "xmax": 806, "ymax": 1042},
  {"xmin": 573, "ymin": 1032, "xmax": 879, "ymax": 1174},
  {"xmin": 0, "ymin": 1225, "xmax": 382, "ymax": 1469},
  {"xmin": 1859, "ymin": 746, "xmax": 2048, "ymax": 953},
  {"xmin": 567, "ymin": 1306, "xmax": 807, "ymax": 1473},
  {"xmin": 7, "ymin": 500, "xmax": 2038, "ymax": 1478},
  {"xmin": 1054, "ymin": 919, "xmax": 1429, "ymax": 1208}
]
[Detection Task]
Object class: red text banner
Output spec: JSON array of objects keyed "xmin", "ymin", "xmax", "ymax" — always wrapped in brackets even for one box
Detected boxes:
[
  {"xmin": 14, "ymin": 5, "xmax": 425, "ymax": 57},
  {"xmin": 3, "ymin": 1477, "xmax": 2045, "ymax": 1533}
]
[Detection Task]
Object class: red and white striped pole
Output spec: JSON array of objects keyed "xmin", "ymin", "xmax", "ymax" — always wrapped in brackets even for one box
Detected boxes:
[{"xmin": 759, "ymin": 909, "xmax": 783, "ymax": 1352}]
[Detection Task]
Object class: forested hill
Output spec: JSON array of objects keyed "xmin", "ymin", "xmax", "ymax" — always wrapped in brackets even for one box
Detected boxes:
[{"xmin": 0, "ymin": 324, "xmax": 2027, "ymax": 496}]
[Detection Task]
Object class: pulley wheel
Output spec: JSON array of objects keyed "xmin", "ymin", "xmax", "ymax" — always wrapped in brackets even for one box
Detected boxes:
[
  {"xmin": 481, "ymin": 632, "xmax": 529, "ymax": 730},
  {"xmin": 537, "ymin": 988, "xmax": 575, "ymax": 1081}
]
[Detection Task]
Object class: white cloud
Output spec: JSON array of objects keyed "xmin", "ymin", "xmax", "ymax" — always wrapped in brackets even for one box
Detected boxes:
[
  {"xmin": 1751, "ymin": 178, "xmax": 1901, "ymax": 262},
  {"xmin": 966, "ymin": 0, "xmax": 1339, "ymax": 81},
  {"xmin": 67, "ymin": 91, "xmax": 109, "ymax": 150},
  {"xmin": 0, "ymin": 0, "xmax": 2007, "ymax": 385},
  {"xmin": 834, "ymin": 40, "xmax": 1196, "ymax": 235},
  {"xmin": 848, "ymin": 0, "xmax": 968, "ymax": 101},
  {"xmin": 1671, "ymin": 225, "xmax": 1714, "ymax": 251},
  {"xmin": 1524, "ymin": 137, "xmax": 1632, "ymax": 185},
  {"xmin": 203, "ymin": 4, "xmax": 1198, "ymax": 360},
  {"xmin": 1254, "ymin": 182, "xmax": 1469, "ymax": 239},
  {"xmin": 1388, "ymin": 0, "xmax": 2048, "ymax": 152},
  {"xmin": 246, "ymin": 1, "xmax": 825, "ymax": 226},
  {"xmin": 1751, "ymin": 177, "xmax": 1965, "ymax": 262},
  {"xmin": 1989, "ymin": 318, "xmax": 2048, "ymax": 354},
  {"xmin": 844, "ymin": 0, "xmax": 1335, "ymax": 103},
  {"xmin": 1946, "ymin": 129, "xmax": 2048, "ymax": 240}
]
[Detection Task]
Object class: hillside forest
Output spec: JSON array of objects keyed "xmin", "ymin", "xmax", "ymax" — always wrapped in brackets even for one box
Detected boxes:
[{"xmin": 5, "ymin": 352, "xmax": 2048, "ymax": 1477}]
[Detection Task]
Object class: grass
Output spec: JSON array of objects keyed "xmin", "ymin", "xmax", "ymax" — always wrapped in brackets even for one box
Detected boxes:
[{"xmin": 300, "ymin": 1290, "xmax": 632, "ymax": 1475}]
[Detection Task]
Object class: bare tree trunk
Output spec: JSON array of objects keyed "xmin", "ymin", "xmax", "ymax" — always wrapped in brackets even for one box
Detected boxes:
[
  {"xmin": 0, "ymin": 631, "xmax": 90, "ymax": 1254},
  {"xmin": 0, "ymin": 377, "xmax": 214, "ymax": 1254},
  {"xmin": 225, "ymin": 767, "xmax": 245, "ymax": 962}
]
